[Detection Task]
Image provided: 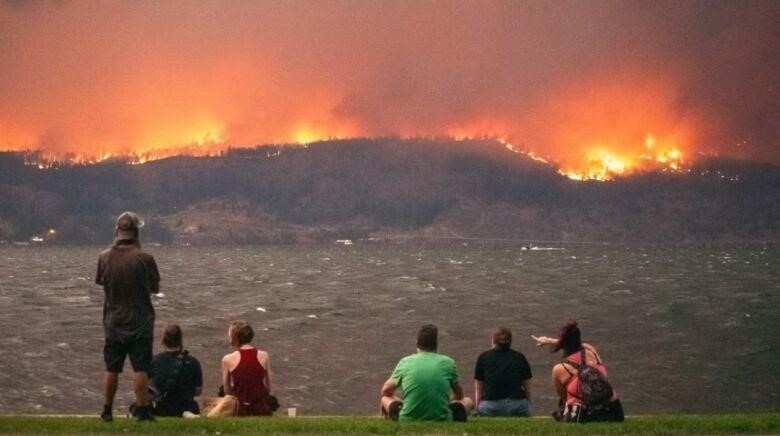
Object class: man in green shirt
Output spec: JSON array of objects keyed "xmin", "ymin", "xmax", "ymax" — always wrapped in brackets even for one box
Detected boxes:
[{"xmin": 380, "ymin": 324, "xmax": 474, "ymax": 421}]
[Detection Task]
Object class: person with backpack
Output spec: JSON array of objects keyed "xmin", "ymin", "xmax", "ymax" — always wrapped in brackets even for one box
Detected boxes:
[
  {"xmin": 532, "ymin": 321, "xmax": 624, "ymax": 423},
  {"xmin": 149, "ymin": 324, "xmax": 203, "ymax": 417}
]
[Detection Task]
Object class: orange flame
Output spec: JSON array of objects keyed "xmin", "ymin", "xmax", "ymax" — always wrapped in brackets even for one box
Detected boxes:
[
  {"xmin": 543, "ymin": 73, "xmax": 693, "ymax": 180},
  {"xmin": 556, "ymin": 133, "xmax": 685, "ymax": 181},
  {"xmin": 5, "ymin": 69, "xmax": 695, "ymax": 180}
]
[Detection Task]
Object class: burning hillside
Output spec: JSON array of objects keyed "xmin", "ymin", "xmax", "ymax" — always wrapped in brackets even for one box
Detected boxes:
[
  {"xmin": 2, "ymin": 1, "xmax": 778, "ymax": 175},
  {"xmin": 12, "ymin": 73, "xmax": 698, "ymax": 181},
  {"xmin": 1, "ymin": 137, "xmax": 778, "ymax": 245}
]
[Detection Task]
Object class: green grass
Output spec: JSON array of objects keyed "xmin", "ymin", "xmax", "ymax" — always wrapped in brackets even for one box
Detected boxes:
[{"xmin": 0, "ymin": 413, "xmax": 778, "ymax": 435}]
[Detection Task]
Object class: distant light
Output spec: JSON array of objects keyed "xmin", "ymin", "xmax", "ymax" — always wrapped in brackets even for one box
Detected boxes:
[{"xmin": 48, "ymin": 229, "xmax": 56, "ymax": 235}]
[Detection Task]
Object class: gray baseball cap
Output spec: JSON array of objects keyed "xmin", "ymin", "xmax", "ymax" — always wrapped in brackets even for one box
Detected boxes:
[{"xmin": 116, "ymin": 211, "xmax": 144, "ymax": 240}]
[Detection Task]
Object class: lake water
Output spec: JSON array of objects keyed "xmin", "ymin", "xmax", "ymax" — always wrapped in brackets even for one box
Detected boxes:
[{"xmin": 0, "ymin": 242, "xmax": 778, "ymax": 415}]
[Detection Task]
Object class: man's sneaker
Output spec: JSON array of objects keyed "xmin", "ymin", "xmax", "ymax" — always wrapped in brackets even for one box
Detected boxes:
[
  {"xmin": 388, "ymin": 400, "xmax": 402, "ymax": 421},
  {"xmin": 450, "ymin": 402, "xmax": 468, "ymax": 422},
  {"xmin": 100, "ymin": 410, "xmax": 113, "ymax": 422},
  {"xmin": 132, "ymin": 405, "xmax": 155, "ymax": 422}
]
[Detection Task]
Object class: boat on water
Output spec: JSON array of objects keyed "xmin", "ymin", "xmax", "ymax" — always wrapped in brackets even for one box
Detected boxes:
[{"xmin": 521, "ymin": 244, "xmax": 564, "ymax": 251}]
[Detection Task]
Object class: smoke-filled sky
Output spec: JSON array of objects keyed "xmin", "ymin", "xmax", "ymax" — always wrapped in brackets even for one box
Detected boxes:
[{"xmin": 1, "ymin": 0, "xmax": 779, "ymax": 169}]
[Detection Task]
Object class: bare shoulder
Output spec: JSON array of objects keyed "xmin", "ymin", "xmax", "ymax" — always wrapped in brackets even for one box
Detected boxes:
[
  {"xmin": 552, "ymin": 362, "xmax": 568, "ymax": 375},
  {"xmin": 582, "ymin": 343, "xmax": 604, "ymax": 363},
  {"xmin": 256, "ymin": 349, "xmax": 269, "ymax": 362},
  {"xmin": 222, "ymin": 351, "xmax": 239, "ymax": 364},
  {"xmin": 552, "ymin": 362, "xmax": 574, "ymax": 383}
]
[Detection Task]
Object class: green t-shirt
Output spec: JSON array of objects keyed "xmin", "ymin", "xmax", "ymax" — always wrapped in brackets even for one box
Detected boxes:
[{"xmin": 391, "ymin": 351, "xmax": 459, "ymax": 421}]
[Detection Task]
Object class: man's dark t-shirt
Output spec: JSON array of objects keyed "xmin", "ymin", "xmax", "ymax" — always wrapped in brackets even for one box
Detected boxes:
[
  {"xmin": 96, "ymin": 241, "xmax": 159, "ymax": 340},
  {"xmin": 474, "ymin": 348, "xmax": 533, "ymax": 401},
  {"xmin": 150, "ymin": 350, "xmax": 203, "ymax": 416}
]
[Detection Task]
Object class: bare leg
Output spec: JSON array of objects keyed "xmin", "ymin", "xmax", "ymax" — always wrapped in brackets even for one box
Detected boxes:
[
  {"xmin": 449, "ymin": 397, "xmax": 475, "ymax": 422},
  {"xmin": 453, "ymin": 396, "xmax": 475, "ymax": 413},
  {"xmin": 379, "ymin": 395, "xmax": 395, "ymax": 415},
  {"xmin": 103, "ymin": 372, "xmax": 119, "ymax": 408},
  {"xmin": 380, "ymin": 395, "xmax": 402, "ymax": 419},
  {"xmin": 206, "ymin": 395, "xmax": 238, "ymax": 417},
  {"xmin": 132, "ymin": 371, "xmax": 149, "ymax": 407}
]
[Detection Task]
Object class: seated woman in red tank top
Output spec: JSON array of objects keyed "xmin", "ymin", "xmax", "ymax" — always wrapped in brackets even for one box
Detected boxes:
[
  {"xmin": 205, "ymin": 320, "xmax": 273, "ymax": 417},
  {"xmin": 533, "ymin": 321, "xmax": 624, "ymax": 423}
]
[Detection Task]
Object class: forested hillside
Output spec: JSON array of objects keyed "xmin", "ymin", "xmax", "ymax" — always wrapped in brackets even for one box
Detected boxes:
[{"xmin": 1, "ymin": 138, "xmax": 778, "ymax": 244}]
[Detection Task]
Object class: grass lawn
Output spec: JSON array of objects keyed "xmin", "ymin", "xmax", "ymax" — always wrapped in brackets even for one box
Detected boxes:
[{"xmin": 0, "ymin": 413, "xmax": 778, "ymax": 435}]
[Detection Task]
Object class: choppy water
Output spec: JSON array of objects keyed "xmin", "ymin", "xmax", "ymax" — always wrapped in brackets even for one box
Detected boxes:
[{"xmin": 0, "ymin": 242, "xmax": 778, "ymax": 415}]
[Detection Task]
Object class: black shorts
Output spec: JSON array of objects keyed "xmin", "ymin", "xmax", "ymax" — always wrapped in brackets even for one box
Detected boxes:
[{"xmin": 104, "ymin": 336, "xmax": 153, "ymax": 373}]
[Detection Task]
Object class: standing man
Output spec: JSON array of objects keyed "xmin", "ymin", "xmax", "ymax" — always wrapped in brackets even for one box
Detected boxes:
[
  {"xmin": 473, "ymin": 326, "xmax": 533, "ymax": 416},
  {"xmin": 96, "ymin": 211, "xmax": 160, "ymax": 422},
  {"xmin": 380, "ymin": 324, "xmax": 474, "ymax": 422}
]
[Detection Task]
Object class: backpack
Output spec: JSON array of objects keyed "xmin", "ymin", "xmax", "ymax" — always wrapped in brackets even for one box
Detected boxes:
[
  {"xmin": 570, "ymin": 349, "xmax": 613, "ymax": 410},
  {"xmin": 156, "ymin": 351, "xmax": 191, "ymax": 402},
  {"xmin": 149, "ymin": 350, "xmax": 191, "ymax": 407}
]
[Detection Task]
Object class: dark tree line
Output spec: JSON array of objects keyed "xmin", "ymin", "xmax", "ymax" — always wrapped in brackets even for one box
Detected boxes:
[{"xmin": 1, "ymin": 139, "xmax": 778, "ymax": 244}]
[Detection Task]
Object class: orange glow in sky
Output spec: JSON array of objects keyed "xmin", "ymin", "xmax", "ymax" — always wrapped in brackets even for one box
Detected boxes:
[{"xmin": 1, "ymin": 2, "xmax": 776, "ymax": 173}]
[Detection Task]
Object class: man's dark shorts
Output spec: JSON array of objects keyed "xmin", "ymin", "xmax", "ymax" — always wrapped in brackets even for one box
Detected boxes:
[{"xmin": 104, "ymin": 336, "xmax": 153, "ymax": 373}]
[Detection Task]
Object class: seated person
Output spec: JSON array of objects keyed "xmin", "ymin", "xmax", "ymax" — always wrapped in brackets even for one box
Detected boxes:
[
  {"xmin": 474, "ymin": 326, "xmax": 533, "ymax": 417},
  {"xmin": 533, "ymin": 321, "xmax": 624, "ymax": 423},
  {"xmin": 149, "ymin": 324, "xmax": 203, "ymax": 417},
  {"xmin": 205, "ymin": 320, "xmax": 274, "ymax": 417},
  {"xmin": 380, "ymin": 324, "xmax": 474, "ymax": 422}
]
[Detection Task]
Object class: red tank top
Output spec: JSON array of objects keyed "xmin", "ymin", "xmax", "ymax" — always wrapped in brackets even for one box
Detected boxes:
[{"xmin": 230, "ymin": 347, "xmax": 271, "ymax": 416}]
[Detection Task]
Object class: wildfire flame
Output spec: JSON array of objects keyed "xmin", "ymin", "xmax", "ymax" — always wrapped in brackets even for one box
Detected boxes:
[
  {"xmin": 17, "ymin": 130, "xmax": 687, "ymax": 179},
  {"xmin": 557, "ymin": 133, "xmax": 685, "ymax": 181},
  {"xmin": 6, "ymin": 72, "xmax": 693, "ymax": 180}
]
